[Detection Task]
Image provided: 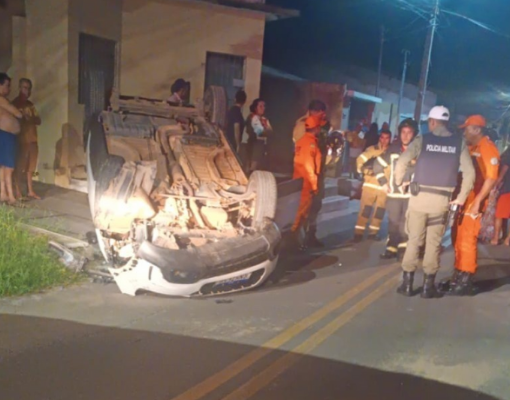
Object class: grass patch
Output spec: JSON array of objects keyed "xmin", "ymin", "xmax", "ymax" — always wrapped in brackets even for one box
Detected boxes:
[{"xmin": 0, "ymin": 206, "xmax": 80, "ymax": 297}]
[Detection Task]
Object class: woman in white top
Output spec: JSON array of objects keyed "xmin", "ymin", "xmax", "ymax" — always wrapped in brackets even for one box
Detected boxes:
[{"xmin": 244, "ymin": 98, "xmax": 272, "ymax": 174}]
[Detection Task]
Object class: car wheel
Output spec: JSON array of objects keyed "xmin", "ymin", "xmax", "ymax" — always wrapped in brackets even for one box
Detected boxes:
[{"xmin": 248, "ymin": 171, "xmax": 277, "ymax": 228}]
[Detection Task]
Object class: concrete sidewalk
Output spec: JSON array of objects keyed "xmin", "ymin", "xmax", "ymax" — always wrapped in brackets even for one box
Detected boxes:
[{"xmin": 14, "ymin": 182, "xmax": 94, "ymax": 241}]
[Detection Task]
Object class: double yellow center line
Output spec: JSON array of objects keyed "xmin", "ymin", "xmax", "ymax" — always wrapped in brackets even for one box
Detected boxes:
[{"xmin": 171, "ymin": 265, "xmax": 400, "ymax": 400}]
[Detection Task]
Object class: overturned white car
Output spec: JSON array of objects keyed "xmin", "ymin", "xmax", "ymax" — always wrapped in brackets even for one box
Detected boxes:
[{"xmin": 87, "ymin": 92, "xmax": 281, "ymax": 297}]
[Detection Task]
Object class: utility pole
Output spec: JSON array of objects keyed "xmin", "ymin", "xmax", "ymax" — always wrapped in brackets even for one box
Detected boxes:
[
  {"xmin": 414, "ymin": 0, "xmax": 440, "ymax": 122},
  {"xmin": 396, "ymin": 49, "xmax": 410, "ymax": 133},
  {"xmin": 375, "ymin": 25, "xmax": 385, "ymax": 97}
]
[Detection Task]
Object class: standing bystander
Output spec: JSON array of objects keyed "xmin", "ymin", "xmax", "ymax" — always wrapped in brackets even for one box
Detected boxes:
[
  {"xmin": 167, "ymin": 79, "xmax": 189, "ymax": 106},
  {"xmin": 490, "ymin": 147, "xmax": 510, "ymax": 245},
  {"xmin": 0, "ymin": 73, "xmax": 23, "ymax": 205},
  {"xmin": 12, "ymin": 78, "xmax": 42, "ymax": 200},
  {"xmin": 225, "ymin": 90, "xmax": 246, "ymax": 152},
  {"xmin": 244, "ymin": 99, "xmax": 272, "ymax": 174}
]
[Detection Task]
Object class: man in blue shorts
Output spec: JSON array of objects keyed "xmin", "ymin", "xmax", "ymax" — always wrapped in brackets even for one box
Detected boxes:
[{"xmin": 0, "ymin": 73, "xmax": 23, "ymax": 205}]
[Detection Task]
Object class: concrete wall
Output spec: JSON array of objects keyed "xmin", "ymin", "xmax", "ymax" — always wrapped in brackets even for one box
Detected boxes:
[
  {"xmin": 7, "ymin": 16, "xmax": 27, "ymax": 84},
  {"xmin": 0, "ymin": 12, "xmax": 13, "ymax": 72},
  {"xmin": 24, "ymin": 0, "xmax": 70, "ymax": 183},
  {"xmin": 67, "ymin": 0, "xmax": 123, "ymax": 157},
  {"xmin": 121, "ymin": 0, "xmax": 265, "ymax": 103}
]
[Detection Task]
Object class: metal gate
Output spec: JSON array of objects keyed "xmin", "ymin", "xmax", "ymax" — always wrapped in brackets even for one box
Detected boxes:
[
  {"xmin": 78, "ymin": 33, "xmax": 116, "ymax": 121},
  {"xmin": 204, "ymin": 52, "xmax": 245, "ymax": 108}
]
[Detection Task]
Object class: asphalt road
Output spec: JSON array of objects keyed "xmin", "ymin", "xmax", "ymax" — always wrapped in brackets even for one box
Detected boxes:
[{"xmin": 1, "ymin": 218, "xmax": 510, "ymax": 400}]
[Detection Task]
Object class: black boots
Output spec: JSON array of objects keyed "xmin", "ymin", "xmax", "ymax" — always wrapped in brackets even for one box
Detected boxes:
[
  {"xmin": 287, "ymin": 231, "xmax": 307, "ymax": 252},
  {"xmin": 445, "ymin": 271, "xmax": 476, "ymax": 296},
  {"xmin": 397, "ymin": 271, "xmax": 474, "ymax": 299},
  {"xmin": 421, "ymin": 274, "xmax": 442, "ymax": 299},
  {"xmin": 438, "ymin": 270, "xmax": 461, "ymax": 293},
  {"xmin": 397, "ymin": 272, "xmax": 414, "ymax": 297},
  {"xmin": 397, "ymin": 272, "xmax": 442, "ymax": 298},
  {"xmin": 380, "ymin": 250, "xmax": 397, "ymax": 260},
  {"xmin": 305, "ymin": 232, "xmax": 325, "ymax": 248}
]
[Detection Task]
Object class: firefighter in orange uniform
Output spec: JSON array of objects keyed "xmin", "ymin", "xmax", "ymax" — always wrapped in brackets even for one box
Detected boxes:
[
  {"xmin": 291, "ymin": 115, "xmax": 324, "ymax": 248},
  {"xmin": 443, "ymin": 115, "xmax": 500, "ymax": 296}
]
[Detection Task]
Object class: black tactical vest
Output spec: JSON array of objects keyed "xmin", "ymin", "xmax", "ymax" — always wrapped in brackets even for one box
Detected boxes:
[{"xmin": 414, "ymin": 133, "xmax": 462, "ymax": 188}]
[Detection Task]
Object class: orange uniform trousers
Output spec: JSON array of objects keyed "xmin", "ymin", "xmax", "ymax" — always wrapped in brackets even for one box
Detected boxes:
[
  {"xmin": 292, "ymin": 132, "xmax": 322, "ymax": 232},
  {"xmin": 454, "ymin": 136, "xmax": 500, "ymax": 274},
  {"xmin": 454, "ymin": 213, "xmax": 481, "ymax": 274},
  {"xmin": 292, "ymin": 183, "xmax": 315, "ymax": 232}
]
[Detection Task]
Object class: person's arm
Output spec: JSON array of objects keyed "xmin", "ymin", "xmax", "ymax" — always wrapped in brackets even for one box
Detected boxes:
[
  {"xmin": 394, "ymin": 136, "xmax": 422, "ymax": 186},
  {"xmin": 234, "ymin": 123, "xmax": 241, "ymax": 151},
  {"xmin": 374, "ymin": 152, "xmax": 390, "ymax": 190},
  {"xmin": 452, "ymin": 143, "xmax": 476, "ymax": 205},
  {"xmin": 467, "ymin": 145, "xmax": 499, "ymax": 215},
  {"xmin": 30, "ymin": 105, "xmax": 42, "ymax": 125},
  {"xmin": 356, "ymin": 149, "xmax": 369, "ymax": 174},
  {"xmin": 304, "ymin": 143, "xmax": 319, "ymax": 193},
  {"xmin": 292, "ymin": 120, "xmax": 306, "ymax": 143},
  {"xmin": 0, "ymin": 97, "xmax": 22, "ymax": 118},
  {"xmin": 496, "ymin": 164, "xmax": 509, "ymax": 188}
]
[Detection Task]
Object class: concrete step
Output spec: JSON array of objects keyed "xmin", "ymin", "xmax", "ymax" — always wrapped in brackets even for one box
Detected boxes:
[
  {"xmin": 321, "ymin": 195, "xmax": 350, "ymax": 213},
  {"xmin": 324, "ymin": 180, "xmax": 339, "ymax": 198}
]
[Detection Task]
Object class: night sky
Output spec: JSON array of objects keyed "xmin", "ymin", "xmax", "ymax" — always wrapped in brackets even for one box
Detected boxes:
[{"xmin": 264, "ymin": 0, "xmax": 510, "ymax": 94}]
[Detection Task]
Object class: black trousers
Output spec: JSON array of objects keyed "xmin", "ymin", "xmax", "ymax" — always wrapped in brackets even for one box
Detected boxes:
[{"xmin": 386, "ymin": 196, "xmax": 409, "ymax": 253}]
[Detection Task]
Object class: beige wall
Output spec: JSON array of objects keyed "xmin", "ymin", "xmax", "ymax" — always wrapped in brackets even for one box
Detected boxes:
[
  {"xmin": 67, "ymin": 0, "xmax": 123, "ymax": 163},
  {"xmin": 7, "ymin": 16, "xmax": 27, "ymax": 84},
  {"xmin": 25, "ymin": 0, "xmax": 70, "ymax": 183},
  {"xmin": 121, "ymin": 0, "xmax": 265, "ymax": 104}
]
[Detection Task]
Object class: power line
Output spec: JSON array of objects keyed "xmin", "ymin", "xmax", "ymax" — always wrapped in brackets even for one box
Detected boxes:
[{"xmin": 442, "ymin": 9, "xmax": 510, "ymax": 40}]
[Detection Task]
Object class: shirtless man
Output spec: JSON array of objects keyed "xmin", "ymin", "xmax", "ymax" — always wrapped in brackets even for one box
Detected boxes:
[{"xmin": 0, "ymin": 73, "xmax": 23, "ymax": 205}]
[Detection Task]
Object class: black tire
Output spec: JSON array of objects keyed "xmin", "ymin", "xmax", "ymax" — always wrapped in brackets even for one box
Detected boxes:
[
  {"xmin": 204, "ymin": 86, "xmax": 227, "ymax": 128},
  {"xmin": 248, "ymin": 171, "xmax": 277, "ymax": 228}
]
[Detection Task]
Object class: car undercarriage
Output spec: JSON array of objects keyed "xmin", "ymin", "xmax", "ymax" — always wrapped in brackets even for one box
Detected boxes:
[{"xmin": 87, "ymin": 92, "xmax": 281, "ymax": 297}]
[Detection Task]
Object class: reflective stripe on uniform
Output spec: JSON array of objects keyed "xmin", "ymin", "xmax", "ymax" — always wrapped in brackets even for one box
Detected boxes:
[
  {"xmin": 363, "ymin": 183, "xmax": 385, "ymax": 191},
  {"xmin": 376, "ymin": 173, "xmax": 386, "ymax": 180},
  {"xmin": 355, "ymin": 225, "xmax": 366, "ymax": 231},
  {"xmin": 359, "ymin": 154, "xmax": 368, "ymax": 162},
  {"xmin": 398, "ymin": 243, "xmax": 408, "ymax": 248},
  {"xmin": 369, "ymin": 226, "xmax": 380, "ymax": 231},
  {"xmin": 387, "ymin": 246, "xmax": 398, "ymax": 253},
  {"xmin": 388, "ymin": 193, "xmax": 410, "ymax": 199},
  {"xmin": 377, "ymin": 156, "xmax": 388, "ymax": 168}
]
